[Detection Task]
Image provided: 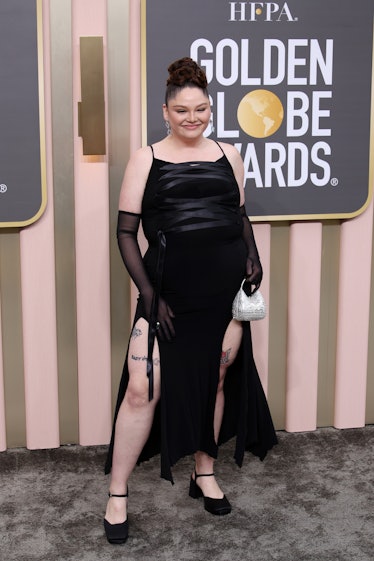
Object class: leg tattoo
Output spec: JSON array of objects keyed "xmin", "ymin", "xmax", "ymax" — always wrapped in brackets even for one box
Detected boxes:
[
  {"xmin": 131, "ymin": 326, "xmax": 142, "ymax": 339},
  {"xmin": 131, "ymin": 354, "xmax": 147, "ymax": 362},
  {"xmin": 220, "ymin": 348, "xmax": 232, "ymax": 365},
  {"xmin": 130, "ymin": 354, "xmax": 160, "ymax": 367}
]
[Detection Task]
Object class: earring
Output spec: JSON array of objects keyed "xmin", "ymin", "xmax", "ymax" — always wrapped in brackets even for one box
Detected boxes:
[
  {"xmin": 209, "ymin": 116, "xmax": 215, "ymax": 134},
  {"xmin": 165, "ymin": 120, "xmax": 171, "ymax": 135}
]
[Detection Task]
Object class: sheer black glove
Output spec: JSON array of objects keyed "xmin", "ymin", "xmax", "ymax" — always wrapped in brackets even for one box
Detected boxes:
[
  {"xmin": 239, "ymin": 204, "xmax": 263, "ymax": 293},
  {"xmin": 117, "ymin": 210, "xmax": 175, "ymax": 341}
]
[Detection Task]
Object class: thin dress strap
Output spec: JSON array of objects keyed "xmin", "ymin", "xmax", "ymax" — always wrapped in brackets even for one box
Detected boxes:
[
  {"xmin": 213, "ymin": 140, "xmax": 225, "ymax": 156},
  {"xmin": 149, "ymin": 145, "xmax": 154, "ymax": 158}
]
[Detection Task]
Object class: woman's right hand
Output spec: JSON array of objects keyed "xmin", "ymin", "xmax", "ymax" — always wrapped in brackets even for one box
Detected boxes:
[{"xmin": 142, "ymin": 290, "xmax": 175, "ymax": 341}]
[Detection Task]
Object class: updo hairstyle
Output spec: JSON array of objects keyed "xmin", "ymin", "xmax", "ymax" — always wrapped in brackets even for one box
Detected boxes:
[{"xmin": 165, "ymin": 57, "xmax": 208, "ymax": 105}]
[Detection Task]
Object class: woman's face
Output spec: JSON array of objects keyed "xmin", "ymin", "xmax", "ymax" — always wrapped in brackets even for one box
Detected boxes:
[{"xmin": 163, "ymin": 87, "xmax": 211, "ymax": 140}]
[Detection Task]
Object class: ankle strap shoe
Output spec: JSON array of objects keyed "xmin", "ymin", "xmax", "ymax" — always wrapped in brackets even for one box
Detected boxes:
[{"xmin": 189, "ymin": 471, "xmax": 231, "ymax": 515}]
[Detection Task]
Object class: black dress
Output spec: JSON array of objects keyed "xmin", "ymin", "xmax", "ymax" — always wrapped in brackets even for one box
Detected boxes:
[{"xmin": 105, "ymin": 146, "xmax": 277, "ymax": 482}]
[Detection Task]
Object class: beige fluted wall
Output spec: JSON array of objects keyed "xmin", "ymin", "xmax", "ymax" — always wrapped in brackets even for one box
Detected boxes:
[{"xmin": 0, "ymin": 0, "xmax": 373, "ymax": 451}]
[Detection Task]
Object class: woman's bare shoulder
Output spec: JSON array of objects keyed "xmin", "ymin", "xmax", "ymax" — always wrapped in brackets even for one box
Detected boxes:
[
  {"xmin": 216, "ymin": 141, "xmax": 241, "ymax": 159},
  {"xmin": 121, "ymin": 146, "xmax": 153, "ymax": 191},
  {"xmin": 128, "ymin": 145, "xmax": 153, "ymax": 168},
  {"xmin": 216, "ymin": 142, "xmax": 243, "ymax": 172}
]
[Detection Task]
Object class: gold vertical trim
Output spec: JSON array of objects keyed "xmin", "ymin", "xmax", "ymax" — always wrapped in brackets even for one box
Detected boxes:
[
  {"xmin": 267, "ymin": 223, "xmax": 290, "ymax": 430},
  {"xmin": 107, "ymin": 0, "xmax": 131, "ymax": 411},
  {"xmin": 50, "ymin": 0, "xmax": 79, "ymax": 445},
  {"xmin": 317, "ymin": 221, "xmax": 340, "ymax": 427},
  {"xmin": 0, "ymin": 232, "xmax": 26, "ymax": 446}
]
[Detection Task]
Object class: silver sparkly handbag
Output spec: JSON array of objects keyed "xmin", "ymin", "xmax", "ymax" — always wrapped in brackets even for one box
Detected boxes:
[{"xmin": 232, "ymin": 279, "xmax": 266, "ymax": 321}]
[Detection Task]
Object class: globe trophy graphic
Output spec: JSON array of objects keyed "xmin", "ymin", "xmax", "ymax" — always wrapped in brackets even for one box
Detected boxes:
[{"xmin": 237, "ymin": 90, "xmax": 284, "ymax": 138}]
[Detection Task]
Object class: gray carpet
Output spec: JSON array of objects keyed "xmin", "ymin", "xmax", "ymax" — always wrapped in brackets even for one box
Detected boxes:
[{"xmin": 0, "ymin": 426, "xmax": 373, "ymax": 561}]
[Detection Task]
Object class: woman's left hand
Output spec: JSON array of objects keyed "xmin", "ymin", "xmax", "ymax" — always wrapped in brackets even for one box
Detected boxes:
[
  {"xmin": 245, "ymin": 257, "xmax": 263, "ymax": 294},
  {"xmin": 156, "ymin": 296, "xmax": 175, "ymax": 341}
]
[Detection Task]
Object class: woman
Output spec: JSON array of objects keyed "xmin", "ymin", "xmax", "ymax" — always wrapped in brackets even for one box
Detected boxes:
[{"xmin": 104, "ymin": 57, "xmax": 277, "ymax": 544}]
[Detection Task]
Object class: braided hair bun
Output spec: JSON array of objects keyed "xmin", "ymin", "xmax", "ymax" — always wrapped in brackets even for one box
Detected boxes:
[
  {"xmin": 167, "ymin": 57, "xmax": 208, "ymax": 89},
  {"xmin": 165, "ymin": 57, "xmax": 208, "ymax": 104}
]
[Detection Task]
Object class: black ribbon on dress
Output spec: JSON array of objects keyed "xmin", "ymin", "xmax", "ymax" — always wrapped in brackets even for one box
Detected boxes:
[{"xmin": 146, "ymin": 230, "xmax": 166, "ymax": 400}]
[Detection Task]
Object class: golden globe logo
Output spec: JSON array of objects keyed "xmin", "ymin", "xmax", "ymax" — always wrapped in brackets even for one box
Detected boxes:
[
  {"xmin": 229, "ymin": 2, "xmax": 297, "ymax": 22},
  {"xmin": 237, "ymin": 90, "xmax": 284, "ymax": 137}
]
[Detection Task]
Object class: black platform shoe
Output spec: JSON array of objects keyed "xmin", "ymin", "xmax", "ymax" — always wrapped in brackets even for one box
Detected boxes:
[
  {"xmin": 189, "ymin": 472, "xmax": 231, "ymax": 515},
  {"xmin": 103, "ymin": 491, "xmax": 129, "ymax": 544}
]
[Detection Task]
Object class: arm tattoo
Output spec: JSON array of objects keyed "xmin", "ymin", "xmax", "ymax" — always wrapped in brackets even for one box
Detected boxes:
[
  {"xmin": 131, "ymin": 327, "xmax": 142, "ymax": 339},
  {"xmin": 220, "ymin": 348, "xmax": 232, "ymax": 365}
]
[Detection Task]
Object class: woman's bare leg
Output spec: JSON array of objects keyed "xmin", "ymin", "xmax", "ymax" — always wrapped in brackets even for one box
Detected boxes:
[
  {"xmin": 194, "ymin": 319, "xmax": 243, "ymax": 499},
  {"xmin": 105, "ymin": 318, "xmax": 161, "ymax": 524}
]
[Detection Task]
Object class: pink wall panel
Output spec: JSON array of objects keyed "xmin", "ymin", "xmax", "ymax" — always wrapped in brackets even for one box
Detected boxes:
[
  {"xmin": 20, "ymin": 0, "xmax": 60, "ymax": 449},
  {"xmin": 72, "ymin": 0, "xmax": 112, "ymax": 445},
  {"xmin": 334, "ymin": 200, "xmax": 374, "ymax": 428},
  {"xmin": 286, "ymin": 223, "xmax": 322, "ymax": 432}
]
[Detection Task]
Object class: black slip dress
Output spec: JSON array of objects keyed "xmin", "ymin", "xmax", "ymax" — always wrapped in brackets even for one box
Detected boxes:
[{"xmin": 105, "ymin": 145, "xmax": 277, "ymax": 482}]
